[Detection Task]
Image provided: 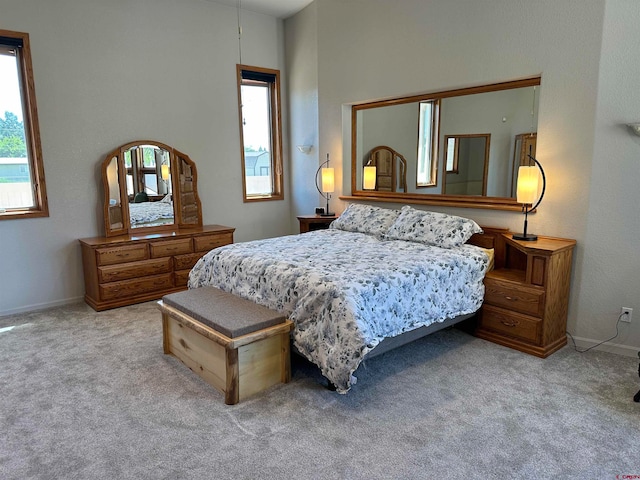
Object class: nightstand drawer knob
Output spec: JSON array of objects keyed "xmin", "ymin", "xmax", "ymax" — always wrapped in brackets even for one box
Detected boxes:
[
  {"xmin": 505, "ymin": 296, "xmax": 515, "ymax": 301},
  {"xmin": 501, "ymin": 319, "xmax": 520, "ymax": 327}
]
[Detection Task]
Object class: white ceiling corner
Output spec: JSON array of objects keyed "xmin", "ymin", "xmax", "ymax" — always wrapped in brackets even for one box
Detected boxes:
[{"xmin": 206, "ymin": 0, "xmax": 313, "ymax": 19}]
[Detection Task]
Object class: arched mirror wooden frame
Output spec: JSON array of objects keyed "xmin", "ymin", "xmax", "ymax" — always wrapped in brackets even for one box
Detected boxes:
[{"xmin": 101, "ymin": 140, "xmax": 202, "ymax": 237}]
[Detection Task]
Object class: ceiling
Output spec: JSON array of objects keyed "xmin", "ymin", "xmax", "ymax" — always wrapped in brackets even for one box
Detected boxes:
[{"xmin": 209, "ymin": 0, "xmax": 313, "ymax": 19}]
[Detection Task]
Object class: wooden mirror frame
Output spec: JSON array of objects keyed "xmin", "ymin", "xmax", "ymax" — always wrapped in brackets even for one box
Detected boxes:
[
  {"xmin": 101, "ymin": 140, "xmax": 202, "ymax": 237},
  {"xmin": 346, "ymin": 76, "xmax": 541, "ymax": 211}
]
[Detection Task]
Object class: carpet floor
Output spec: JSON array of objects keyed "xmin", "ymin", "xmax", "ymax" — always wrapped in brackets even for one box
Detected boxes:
[{"xmin": 0, "ymin": 301, "xmax": 639, "ymax": 479}]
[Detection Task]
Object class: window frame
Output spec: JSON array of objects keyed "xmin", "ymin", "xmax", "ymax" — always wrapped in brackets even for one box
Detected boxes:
[
  {"xmin": 0, "ymin": 29, "xmax": 48, "ymax": 219},
  {"xmin": 236, "ymin": 64, "xmax": 284, "ymax": 202}
]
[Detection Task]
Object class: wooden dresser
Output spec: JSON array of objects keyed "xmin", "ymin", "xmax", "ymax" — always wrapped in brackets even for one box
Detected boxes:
[
  {"xmin": 476, "ymin": 233, "xmax": 576, "ymax": 357},
  {"xmin": 79, "ymin": 225, "xmax": 234, "ymax": 311}
]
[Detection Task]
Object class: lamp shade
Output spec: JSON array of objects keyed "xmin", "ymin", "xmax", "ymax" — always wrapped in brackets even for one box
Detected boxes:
[
  {"xmin": 321, "ymin": 167, "xmax": 335, "ymax": 193},
  {"xmin": 363, "ymin": 165, "xmax": 377, "ymax": 190},
  {"xmin": 516, "ymin": 166, "xmax": 539, "ymax": 205},
  {"xmin": 161, "ymin": 164, "xmax": 170, "ymax": 180}
]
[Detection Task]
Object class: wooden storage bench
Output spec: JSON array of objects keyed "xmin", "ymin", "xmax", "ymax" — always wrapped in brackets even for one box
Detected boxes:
[{"xmin": 158, "ymin": 287, "xmax": 293, "ymax": 405}]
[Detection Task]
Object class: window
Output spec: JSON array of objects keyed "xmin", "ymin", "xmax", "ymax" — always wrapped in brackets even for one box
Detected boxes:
[
  {"xmin": 416, "ymin": 99, "xmax": 439, "ymax": 187},
  {"xmin": 0, "ymin": 30, "xmax": 47, "ymax": 219},
  {"xmin": 237, "ymin": 65, "xmax": 283, "ymax": 201}
]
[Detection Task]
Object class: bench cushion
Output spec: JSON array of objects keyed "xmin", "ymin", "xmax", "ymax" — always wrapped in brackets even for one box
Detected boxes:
[{"xmin": 162, "ymin": 287, "xmax": 286, "ymax": 338}]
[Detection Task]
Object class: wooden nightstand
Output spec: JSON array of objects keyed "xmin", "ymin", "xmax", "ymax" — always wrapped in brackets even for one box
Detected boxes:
[
  {"xmin": 475, "ymin": 233, "xmax": 576, "ymax": 358},
  {"xmin": 297, "ymin": 215, "xmax": 338, "ymax": 233}
]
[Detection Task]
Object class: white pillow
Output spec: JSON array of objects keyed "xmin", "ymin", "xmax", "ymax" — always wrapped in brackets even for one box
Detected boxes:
[
  {"xmin": 384, "ymin": 206, "xmax": 483, "ymax": 248},
  {"xmin": 330, "ymin": 203, "xmax": 400, "ymax": 238}
]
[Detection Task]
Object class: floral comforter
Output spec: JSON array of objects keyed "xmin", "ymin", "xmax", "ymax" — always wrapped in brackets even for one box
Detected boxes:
[
  {"xmin": 188, "ymin": 229, "xmax": 490, "ymax": 393},
  {"xmin": 128, "ymin": 201, "xmax": 174, "ymax": 226}
]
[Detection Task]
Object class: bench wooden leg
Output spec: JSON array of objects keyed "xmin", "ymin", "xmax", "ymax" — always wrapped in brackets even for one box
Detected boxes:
[
  {"xmin": 225, "ymin": 348, "xmax": 240, "ymax": 405},
  {"xmin": 161, "ymin": 312, "xmax": 170, "ymax": 354},
  {"xmin": 281, "ymin": 333, "xmax": 291, "ymax": 384}
]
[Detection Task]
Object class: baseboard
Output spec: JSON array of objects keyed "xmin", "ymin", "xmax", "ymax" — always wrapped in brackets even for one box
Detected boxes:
[
  {"xmin": 0, "ymin": 296, "xmax": 85, "ymax": 318},
  {"xmin": 567, "ymin": 335, "xmax": 640, "ymax": 358}
]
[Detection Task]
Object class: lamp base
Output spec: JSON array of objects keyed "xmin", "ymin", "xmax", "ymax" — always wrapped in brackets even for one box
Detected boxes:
[
  {"xmin": 512, "ymin": 233, "xmax": 538, "ymax": 241},
  {"xmin": 320, "ymin": 211, "xmax": 335, "ymax": 217}
]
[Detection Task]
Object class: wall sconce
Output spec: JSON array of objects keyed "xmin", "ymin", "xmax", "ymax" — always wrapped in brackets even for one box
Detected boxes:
[
  {"xmin": 513, "ymin": 146, "xmax": 546, "ymax": 241},
  {"xmin": 363, "ymin": 161, "xmax": 377, "ymax": 190},
  {"xmin": 296, "ymin": 145, "xmax": 313, "ymax": 154},
  {"xmin": 161, "ymin": 164, "xmax": 170, "ymax": 180},
  {"xmin": 315, "ymin": 153, "xmax": 335, "ymax": 216},
  {"xmin": 627, "ymin": 123, "xmax": 640, "ymax": 137}
]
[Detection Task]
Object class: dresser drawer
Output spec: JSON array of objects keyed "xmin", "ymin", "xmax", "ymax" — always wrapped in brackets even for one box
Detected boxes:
[
  {"xmin": 98, "ymin": 258, "xmax": 172, "ymax": 283},
  {"xmin": 99, "ymin": 273, "xmax": 173, "ymax": 301},
  {"xmin": 96, "ymin": 244, "xmax": 149, "ymax": 266},
  {"xmin": 150, "ymin": 238, "xmax": 192, "ymax": 258},
  {"xmin": 174, "ymin": 269, "xmax": 191, "ymax": 287},
  {"xmin": 174, "ymin": 252, "xmax": 206, "ymax": 271},
  {"xmin": 193, "ymin": 233, "xmax": 233, "ymax": 252},
  {"xmin": 479, "ymin": 305, "xmax": 541, "ymax": 344},
  {"xmin": 484, "ymin": 278, "xmax": 544, "ymax": 317}
]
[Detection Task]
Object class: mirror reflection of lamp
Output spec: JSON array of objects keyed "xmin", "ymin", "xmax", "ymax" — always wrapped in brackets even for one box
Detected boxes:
[
  {"xmin": 513, "ymin": 146, "xmax": 546, "ymax": 241},
  {"xmin": 363, "ymin": 160, "xmax": 377, "ymax": 190},
  {"xmin": 315, "ymin": 153, "xmax": 335, "ymax": 216}
]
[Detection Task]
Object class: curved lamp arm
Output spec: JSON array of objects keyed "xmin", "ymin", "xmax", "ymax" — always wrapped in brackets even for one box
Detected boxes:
[
  {"xmin": 527, "ymin": 150, "xmax": 546, "ymax": 212},
  {"xmin": 315, "ymin": 153, "xmax": 330, "ymax": 202}
]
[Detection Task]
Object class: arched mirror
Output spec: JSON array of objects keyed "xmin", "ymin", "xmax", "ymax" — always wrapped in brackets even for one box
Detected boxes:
[
  {"xmin": 101, "ymin": 140, "xmax": 202, "ymax": 237},
  {"xmin": 349, "ymin": 76, "xmax": 540, "ymax": 211}
]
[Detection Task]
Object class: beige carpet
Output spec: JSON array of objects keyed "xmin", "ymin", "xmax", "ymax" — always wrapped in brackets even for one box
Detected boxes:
[{"xmin": 1, "ymin": 301, "xmax": 639, "ymax": 479}]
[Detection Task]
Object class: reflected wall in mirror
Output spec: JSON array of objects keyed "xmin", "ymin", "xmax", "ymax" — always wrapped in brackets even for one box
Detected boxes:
[
  {"xmin": 101, "ymin": 140, "xmax": 202, "ymax": 237},
  {"xmin": 350, "ymin": 76, "xmax": 541, "ymax": 211}
]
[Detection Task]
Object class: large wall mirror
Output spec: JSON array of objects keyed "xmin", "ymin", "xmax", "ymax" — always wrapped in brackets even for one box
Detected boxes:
[
  {"xmin": 349, "ymin": 77, "xmax": 540, "ymax": 210},
  {"xmin": 101, "ymin": 140, "xmax": 202, "ymax": 237}
]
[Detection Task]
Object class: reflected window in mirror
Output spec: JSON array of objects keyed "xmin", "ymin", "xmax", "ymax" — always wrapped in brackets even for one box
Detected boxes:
[{"xmin": 417, "ymin": 100, "xmax": 439, "ymax": 187}]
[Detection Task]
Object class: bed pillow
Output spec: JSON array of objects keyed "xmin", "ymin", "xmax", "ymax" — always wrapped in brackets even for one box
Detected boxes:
[
  {"xmin": 329, "ymin": 203, "xmax": 400, "ymax": 237},
  {"xmin": 384, "ymin": 206, "xmax": 483, "ymax": 248}
]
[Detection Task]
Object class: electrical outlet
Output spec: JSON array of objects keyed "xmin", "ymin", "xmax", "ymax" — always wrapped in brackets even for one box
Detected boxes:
[{"xmin": 621, "ymin": 307, "xmax": 633, "ymax": 323}]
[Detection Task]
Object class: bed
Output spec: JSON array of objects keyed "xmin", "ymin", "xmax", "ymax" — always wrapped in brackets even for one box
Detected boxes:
[
  {"xmin": 188, "ymin": 204, "xmax": 495, "ymax": 393},
  {"xmin": 128, "ymin": 199, "xmax": 174, "ymax": 227}
]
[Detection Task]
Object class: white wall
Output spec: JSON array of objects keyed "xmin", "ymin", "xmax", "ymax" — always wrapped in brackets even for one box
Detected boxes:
[
  {"xmin": 577, "ymin": 0, "xmax": 640, "ymax": 354},
  {"xmin": 284, "ymin": 2, "xmax": 319, "ymax": 219},
  {"xmin": 0, "ymin": 0, "xmax": 290, "ymax": 315},
  {"xmin": 288, "ymin": 0, "xmax": 640, "ymax": 354}
]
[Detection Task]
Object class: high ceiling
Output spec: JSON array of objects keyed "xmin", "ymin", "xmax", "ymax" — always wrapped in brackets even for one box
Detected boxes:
[{"xmin": 209, "ymin": 0, "xmax": 313, "ymax": 19}]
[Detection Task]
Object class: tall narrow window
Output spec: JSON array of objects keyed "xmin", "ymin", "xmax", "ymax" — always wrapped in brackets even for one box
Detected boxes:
[
  {"xmin": 416, "ymin": 99, "xmax": 439, "ymax": 187},
  {"xmin": 0, "ymin": 30, "xmax": 47, "ymax": 218},
  {"xmin": 237, "ymin": 65, "xmax": 283, "ymax": 201}
]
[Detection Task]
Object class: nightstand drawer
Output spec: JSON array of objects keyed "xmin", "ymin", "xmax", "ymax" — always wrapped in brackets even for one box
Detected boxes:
[
  {"xmin": 484, "ymin": 278, "xmax": 544, "ymax": 317},
  {"xmin": 479, "ymin": 305, "xmax": 541, "ymax": 344},
  {"xmin": 150, "ymin": 238, "xmax": 193, "ymax": 258}
]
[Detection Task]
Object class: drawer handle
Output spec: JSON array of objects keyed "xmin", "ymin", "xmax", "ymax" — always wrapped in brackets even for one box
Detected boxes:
[
  {"xmin": 165, "ymin": 247, "xmax": 178, "ymax": 251},
  {"xmin": 504, "ymin": 296, "xmax": 516, "ymax": 301},
  {"xmin": 501, "ymin": 319, "xmax": 520, "ymax": 327},
  {"xmin": 116, "ymin": 253, "xmax": 130, "ymax": 258}
]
